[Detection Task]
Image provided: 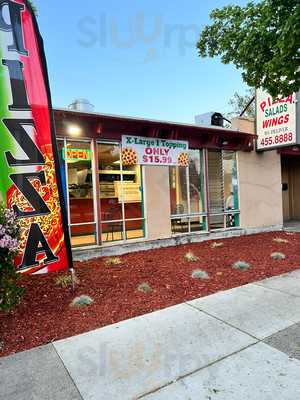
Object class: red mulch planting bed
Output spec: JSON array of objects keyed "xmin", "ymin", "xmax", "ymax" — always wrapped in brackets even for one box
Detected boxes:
[{"xmin": 1, "ymin": 231, "xmax": 300, "ymax": 357}]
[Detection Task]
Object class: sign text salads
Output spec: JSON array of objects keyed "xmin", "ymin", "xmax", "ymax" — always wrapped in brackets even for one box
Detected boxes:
[{"xmin": 256, "ymin": 89, "xmax": 297, "ymax": 150}]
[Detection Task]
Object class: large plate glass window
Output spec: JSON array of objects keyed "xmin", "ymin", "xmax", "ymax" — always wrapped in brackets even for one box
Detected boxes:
[
  {"xmin": 98, "ymin": 143, "xmax": 145, "ymax": 243},
  {"xmin": 169, "ymin": 149, "xmax": 207, "ymax": 234},
  {"xmin": 207, "ymin": 150, "xmax": 239, "ymax": 229}
]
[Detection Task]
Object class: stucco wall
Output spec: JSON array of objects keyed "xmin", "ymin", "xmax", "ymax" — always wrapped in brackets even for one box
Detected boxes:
[
  {"xmin": 237, "ymin": 150, "xmax": 283, "ymax": 228},
  {"xmin": 233, "ymin": 117, "xmax": 255, "ymax": 134},
  {"xmin": 232, "ymin": 117, "xmax": 283, "ymax": 229},
  {"xmin": 144, "ymin": 166, "xmax": 172, "ymax": 240}
]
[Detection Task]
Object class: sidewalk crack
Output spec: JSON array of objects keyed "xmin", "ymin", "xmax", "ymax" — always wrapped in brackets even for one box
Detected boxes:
[
  {"xmin": 137, "ymin": 342, "xmax": 257, "ymax": 399},
  {"xmin": 184, "ymin": 302, "xmax": 260, "ymax": 341},
  {"xmin": 252, "ymin": 282, "xmax": 300, "ymax": 298},
  {"xmin": 51, "ymin": 343, "xmax": 85, "ymax": 400}
]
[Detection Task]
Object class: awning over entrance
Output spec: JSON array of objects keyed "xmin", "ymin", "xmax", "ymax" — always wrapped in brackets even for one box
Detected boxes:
[
  {"xmin": 278, "ymin": 145, "xmax": 300, "ymax": 156},
  {"xmin": 54, "ymin": 109, "xmax": 254, "ymax": 152}
]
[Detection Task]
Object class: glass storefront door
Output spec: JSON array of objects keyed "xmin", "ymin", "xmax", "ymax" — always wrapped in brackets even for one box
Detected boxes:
[
  {"xmin": 58, "ymin": 139, "xmax": 97, "ymax": 247},
  {"xmin": 58, "ymin": 139, "xmax": 145, "ymax": 247},
  {"xmin": 98, "ymin": 142, "xmax": 145, "ymax": 243}
]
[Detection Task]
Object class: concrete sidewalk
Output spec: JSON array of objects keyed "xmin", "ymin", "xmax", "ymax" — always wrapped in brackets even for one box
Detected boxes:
[{"xmin": 1, "ymin": 270, "xmax": 300, "ymax": 400}]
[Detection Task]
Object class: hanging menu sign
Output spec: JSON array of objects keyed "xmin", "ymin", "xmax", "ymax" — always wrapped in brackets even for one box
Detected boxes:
[{"xmin": 121, "ymin": 135, "xmax": 189, "ymax": 166}]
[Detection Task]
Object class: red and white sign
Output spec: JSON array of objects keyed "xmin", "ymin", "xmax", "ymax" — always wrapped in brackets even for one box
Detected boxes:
[
  {"xmin": 121, "ymin": 135, "xmax": 189, "ymax": 166},
  {"xmin": 256, "ymin": 89, "xmax": 297, "ymax": 150},
  {"xmin": 0, "ymin": 0, "xmax": 73, "ymax": 274}
]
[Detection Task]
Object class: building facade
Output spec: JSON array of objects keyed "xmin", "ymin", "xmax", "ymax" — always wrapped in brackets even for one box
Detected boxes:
[{"xmin": 53, "ymin": 108, "xmax": 296, "ymax": 255}]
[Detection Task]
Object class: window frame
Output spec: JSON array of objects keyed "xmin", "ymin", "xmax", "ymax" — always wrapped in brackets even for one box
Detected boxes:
[
  {"xmin": 97, "ymin": 140, "xmax": 146, "ymax": 245},
  {"xmin": 57, "ymin": 137, "xmax": 99, "ymax": 248},
  {"xmin": 207, "ymin": 149, "xmax": 240, "ymax": 231},
  {"xmin": 170, "ymin": 149, "xmax": 209, "ymax": 235},
  {"xmin": 170, "ymin": 148, "xmax": 240, "ymax": 236}
]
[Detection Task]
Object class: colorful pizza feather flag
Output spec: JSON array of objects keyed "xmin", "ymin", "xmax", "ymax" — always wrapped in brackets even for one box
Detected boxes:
[{"xmin": 0, "ymin": 0, "xmax": 73, "ymax": 274}]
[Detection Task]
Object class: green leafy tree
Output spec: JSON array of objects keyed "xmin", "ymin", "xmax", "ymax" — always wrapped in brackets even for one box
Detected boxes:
[
  {"xmin": 28, "ymin": 0, "xmax": 38, "ymax": 16},
  {"xmin": 228, "ymin": 88, "xmax": 256, "ymax": 119},
  {"xmin": 197, "ymin": 0, "xmax": 300, "ymax": 98}
]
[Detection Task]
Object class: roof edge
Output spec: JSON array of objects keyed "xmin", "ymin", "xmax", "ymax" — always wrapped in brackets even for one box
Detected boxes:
[{"xmin": 54, "ymin": 107, "xmax": 253, "ymax": 137}]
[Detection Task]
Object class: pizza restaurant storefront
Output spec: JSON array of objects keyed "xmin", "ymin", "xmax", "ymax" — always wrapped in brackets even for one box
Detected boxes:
[{"xmin": 54, "ymin": 109, "xmax": 254, "ymax": 249}]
